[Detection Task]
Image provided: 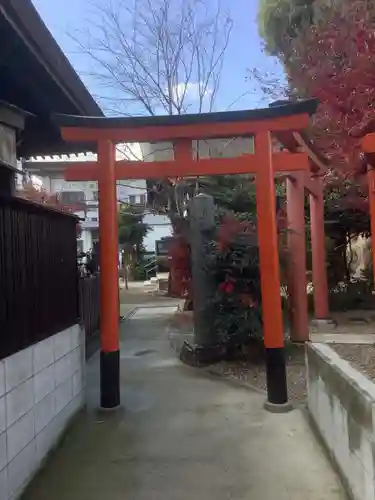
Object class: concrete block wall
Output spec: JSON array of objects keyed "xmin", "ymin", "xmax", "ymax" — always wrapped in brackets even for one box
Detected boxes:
[
  {"xmin": 0, "ymin": 325, "xmax": 85, "ymax": 500},
  {"xmin": 307, "ymin": 343, "xmax": 375, "ymax": 500}
]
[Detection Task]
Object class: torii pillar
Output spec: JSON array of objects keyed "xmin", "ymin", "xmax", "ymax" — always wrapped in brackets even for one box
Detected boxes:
[
  {"xmin": 310, "ymin": 177, "xmax": 329, "ymax": 321},
  {"xmin": 362, "ymin": 134, "xmax": 375, "ymax": 288},
  {"xmin": 368, "ymin": 168, "xmax": 375, "ymax": 286},
  {"xmin": 256, "ymin": 131, "xmax": 291, "ymax": 411},
  {"xmin": 286, "ymin": 172, "xmax": 309, "ymax": 341},
  {"xmin": 98, "ymin": 140, "xmax": 120, "ymax": 409},
  {"xmin": 285, "ymin": 170, "xmax": 330, "ymax": 338}
]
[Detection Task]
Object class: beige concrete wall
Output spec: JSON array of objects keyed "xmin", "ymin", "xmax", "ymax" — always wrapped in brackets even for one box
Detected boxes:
[
  {"xmin": 307, "ymin": 343, "xmax": 375, "ymax": 500},
  {"xmin": 0, "ymin": 325, "xmax": 85, "ymax": 499}
]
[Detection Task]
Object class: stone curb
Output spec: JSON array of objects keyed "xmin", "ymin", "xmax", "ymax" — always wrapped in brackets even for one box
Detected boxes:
[
  {"xmin": 167, "ymin": 324, "xmax": 268, "ymax": 396},
  {"xmin": 205, "ymin": 367, "xmax": 309, "ymax": 411},
  {"xmin": 167, "ymin": 324, "xmax": 305, "ymax": 411},
  {"xmin": 119, "ymin": 306, "xmax": 137, "ymax": 321},
  {"xmin": 205, "ymin": 365, "xmax": 267, "ymax": 396},
  {"xmin": 167, "ymin": 326, "xmax": 194, "ymax": 356}
]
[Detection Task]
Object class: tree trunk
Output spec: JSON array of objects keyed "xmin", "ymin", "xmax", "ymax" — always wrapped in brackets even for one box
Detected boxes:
[{"xmin": 124, "ymin": 265, "xmax": 129, "ymax": 290}]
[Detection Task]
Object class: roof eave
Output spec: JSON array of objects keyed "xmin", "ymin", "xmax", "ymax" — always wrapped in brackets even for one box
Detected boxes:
[{"xmin": 0, "ymin": 0, "xmax": 103, "ymax": 118}]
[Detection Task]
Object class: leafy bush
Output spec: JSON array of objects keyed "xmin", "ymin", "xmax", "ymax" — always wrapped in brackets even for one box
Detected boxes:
[
  {"xmin": 132, "ymin": 262, "xmax": 147, "ymax": 281},
  {"xmin": 168, "ymin": 234, "xmax": 191, "ymax": 298},
  {"xmin": 205, "ymin": 216, "xmax": 263, "ymax": 350}
]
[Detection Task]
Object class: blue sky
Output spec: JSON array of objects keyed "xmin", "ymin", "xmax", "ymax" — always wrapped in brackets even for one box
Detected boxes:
[{"xmin": 33, "ymin": 0, "xmax": 283, "ymax": 114}]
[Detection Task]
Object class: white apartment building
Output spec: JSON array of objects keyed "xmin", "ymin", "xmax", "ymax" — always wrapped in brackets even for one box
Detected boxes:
[{"xmin": 23, "ymin": 146, "xmax": 172, "ymax": 254}]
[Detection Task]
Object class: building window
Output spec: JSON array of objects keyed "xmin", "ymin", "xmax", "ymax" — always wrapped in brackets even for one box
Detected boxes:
[
  {"xmin": 139, "ymin": 194, "xmax": 146, "ymax": 205},
  {"xmin": 129, "ymin": 195, "xmax": 136, "ymax": 205},
  {"xmin": 60, "ymin": 190, "xmax": 85, "ymax": 204},
  {"xmin": 92, "ymin": 191, "xmax": 99, "ymax": 201},
  {"xmin": 77, "ymin": 240, "xmax": 84, "ymax": 253}
]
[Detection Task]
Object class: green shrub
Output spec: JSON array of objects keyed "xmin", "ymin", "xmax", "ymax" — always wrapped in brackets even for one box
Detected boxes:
[
  {"xmin": 132, "ymin": 262, "xmax": 147, "ymax": 281},
  {"xmin": 205, "ymin": 217, "xmax": 263, "ymax": 349},
  {"xmin": 258, "ymin": 0, "xmax": 315, "ymax": 56}
]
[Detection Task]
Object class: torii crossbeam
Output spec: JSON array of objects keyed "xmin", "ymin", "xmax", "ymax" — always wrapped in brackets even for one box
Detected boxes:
[{"xmin": 54, "ymin": 99, "xmax": 319, "ymax": 412}]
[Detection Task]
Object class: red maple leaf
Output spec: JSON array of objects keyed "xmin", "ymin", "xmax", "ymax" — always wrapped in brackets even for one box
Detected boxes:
[{"xmin": 284, "ymin": 0, "xmax": 375, "ymax": 184}]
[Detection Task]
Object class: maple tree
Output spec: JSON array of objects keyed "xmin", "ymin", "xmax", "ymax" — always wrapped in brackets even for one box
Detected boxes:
[
  {"xmin": 18, "ymin": 182, "xmax": 76, "ymax": 211},
  {"xmin": 258, "ymin": 0, "xmax": 375, "ymax": 179},
  {"xmin": 289, "ymin": 1, "xmax": 375, "ymax": 175},
  {"xmin": 17, "ymin": 183, "xmax": 83, "ymax": 235}
]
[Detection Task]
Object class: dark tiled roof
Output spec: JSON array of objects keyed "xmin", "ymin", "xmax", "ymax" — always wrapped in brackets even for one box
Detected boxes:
[{"xmin": 0, "ymin": 0, "xmax": 103, "ymax": 157}]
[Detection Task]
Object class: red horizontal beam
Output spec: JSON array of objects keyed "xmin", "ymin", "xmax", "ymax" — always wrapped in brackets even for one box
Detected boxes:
[
  {"xmin": 61, "ymin": 114, "xmax": 310, "ymax": 143},
  {"xmin": 64, "ymin": 152, "xmax": 309, "ymax": 181}
]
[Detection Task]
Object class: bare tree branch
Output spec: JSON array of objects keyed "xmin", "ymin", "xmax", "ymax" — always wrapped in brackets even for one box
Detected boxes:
[
  {"xmin": 69, "ymin": 0, "xmax": 233, "ymax": 218},
  {"xmin": 70, "ymin": 0, "xmax": 232, "ymax": 117},
  {"xmin": 246, "ymin": 54, "xmax": 289, "ymax": 105}
]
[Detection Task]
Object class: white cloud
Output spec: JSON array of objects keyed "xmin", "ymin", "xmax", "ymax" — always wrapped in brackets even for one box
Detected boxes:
[{"xmin": 171, "ymin": 82, "xmax": 213, "ymax": 102}]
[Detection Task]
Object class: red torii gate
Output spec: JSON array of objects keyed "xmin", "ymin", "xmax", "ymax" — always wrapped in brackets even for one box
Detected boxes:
[
  {"xmin": 285, "ymin": 171, "xmax": 329, "ymax": 340},
  {"xmin": 361, "ymin": 133, "xmax": 375, "ymax": 286},
  {"xmin": 55, "ymin": 99, "xmax": 329, "ymax": 411},
  {"xmin": 273, "ymin": 123, "xmax": 330, "ymax": 343}
]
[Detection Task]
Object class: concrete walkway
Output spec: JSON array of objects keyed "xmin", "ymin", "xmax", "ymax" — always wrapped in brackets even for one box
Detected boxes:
[{"xmin": 23, "ymin": 305, "xmax": 347, "ymax": 500}]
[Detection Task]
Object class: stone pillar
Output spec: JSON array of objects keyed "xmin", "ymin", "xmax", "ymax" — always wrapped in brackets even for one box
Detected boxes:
[{"xmin": 189, "ymin": 193, "xmax": 216, "ymax": 346}]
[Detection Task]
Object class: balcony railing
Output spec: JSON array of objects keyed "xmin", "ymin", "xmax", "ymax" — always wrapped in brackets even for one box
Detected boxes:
[
  {"xmin": 85, "ymin": 199, "xmax": 99, "ymax": 207},
  {"xmin": 81, "ymin": 218, "xmax": 99, "ymax": 229}
]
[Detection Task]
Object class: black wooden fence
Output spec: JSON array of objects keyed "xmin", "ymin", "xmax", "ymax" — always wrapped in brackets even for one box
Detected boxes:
[
  {"xmin": 79, "ymin": 274, "xmax": 100, "ymax": 339},
  {"xmin": 0, "ymin": 196, "xmax": 79, "ymax": 360}
]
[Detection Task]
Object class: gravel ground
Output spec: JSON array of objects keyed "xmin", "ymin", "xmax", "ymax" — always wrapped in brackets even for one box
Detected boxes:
[
  {"xmin": 209, "ymin": 343, "xmax": 375, "ymax": 405},
  {"xmin": 331, "ymin": 344, "xmax": 375, "ymax": 382},
  {"xmin": 171, "ymin": 310, "xmax": 375, "ymax": 404},
  {"xmin": 209, "ymin": 344, "xmax": 308, "ymax": 406}
]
